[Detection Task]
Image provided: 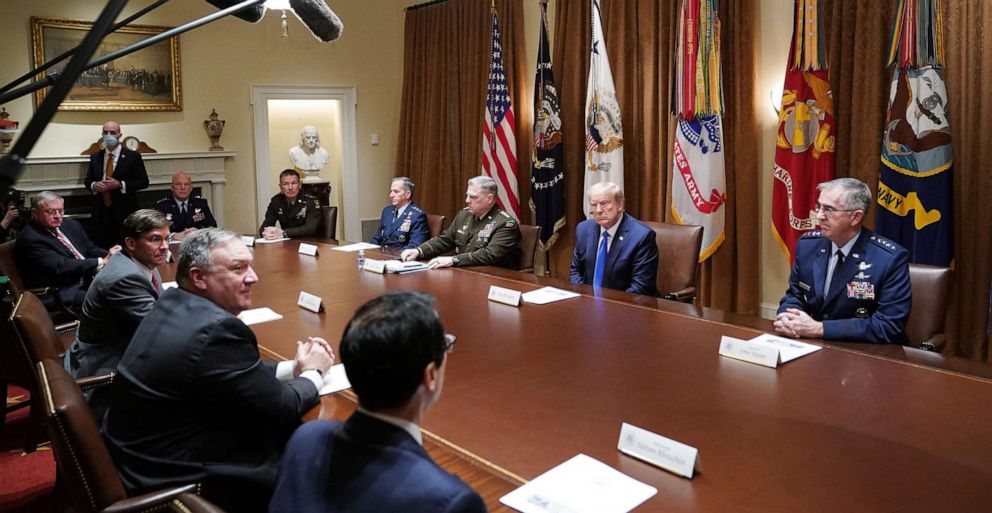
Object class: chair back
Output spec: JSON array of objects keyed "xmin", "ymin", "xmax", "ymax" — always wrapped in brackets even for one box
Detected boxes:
[
  {"xmin": 426, "ymin": 214, "xmax": 447, "ymax": 239},
  {"xmin": 643, "ymin": 222, "xmax": 703, "ymax": 302},
  {"xmin": 517, "ymin": 224, "xmax": 542, "ymax": 272},
  {"xmin": 319, "ymin": 206, "xmax": 338, "ymax": 239},
  {"xmin": 0, "ymin": 240, "xmax": 27, "ymax": 295},
  {"xmin": 10, "ymin": 291, "xmax": 64, "ymax": 365},
  {"xmin": 906, "ymin": 263, "xmax": 952, "ymax": 352}
]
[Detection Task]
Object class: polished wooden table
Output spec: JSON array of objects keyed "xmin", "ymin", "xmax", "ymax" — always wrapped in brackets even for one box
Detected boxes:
[{"xmin": 230, "ymin": 239, "xmax": 992, "ymax": 513}]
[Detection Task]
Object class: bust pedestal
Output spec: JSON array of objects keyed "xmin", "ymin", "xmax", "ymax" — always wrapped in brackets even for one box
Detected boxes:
[{"xmin": 302, "ymin": 181, "xmax": 332, "ymax": 207}]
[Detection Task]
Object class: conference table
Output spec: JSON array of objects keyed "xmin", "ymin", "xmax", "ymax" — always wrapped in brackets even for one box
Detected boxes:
[{"xmin": 187, "ymin": 237, "xmax": 992, "ymax": 513}]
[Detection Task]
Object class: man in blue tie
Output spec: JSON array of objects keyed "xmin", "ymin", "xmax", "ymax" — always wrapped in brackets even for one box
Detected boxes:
[
  {"xmin": 569, "ymin": 182, "xmax": 658, "ymax": 296},
  {"xmin": 369, "ymin": 177, "xmax": 429, "ymax": 249}
]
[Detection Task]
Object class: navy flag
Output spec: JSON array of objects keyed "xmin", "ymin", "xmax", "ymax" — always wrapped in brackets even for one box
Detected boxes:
[{"xmin": 529, "ymin": 2, "xmax": 564, "ymax": 251}]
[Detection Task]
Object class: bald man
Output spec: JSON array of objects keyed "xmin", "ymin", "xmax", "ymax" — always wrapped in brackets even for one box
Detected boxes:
[
  {"xmin": 154, "ymin": 171, "xmax": 217, "ymax": 237},
  {"xmin": 84, "ymin": 120, "xmax": 149, "ymax": 248}
]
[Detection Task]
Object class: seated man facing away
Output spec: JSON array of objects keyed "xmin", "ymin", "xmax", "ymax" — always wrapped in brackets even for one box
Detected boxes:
[
  {"xmin": 401, "ymin": 175, "xmax": 520, "ymax": 269},
  {"xmin": 569, "ymin": 182, "xmax": 658, "ymax": 296},
  {"xmin": 270, "ymin": 291, "xmax": 486, "ymax": 513},
  {"xmin": 103, "ymin": 228, "xmax": 334, "ymax": 512},
  {"xmin": 259, "ymin": 169, "xmax": 321, "ymax": 240},
  {"xmin": 369, "ymin": 176, "xmax": 429, "ymax": 249},
  {"xmin": 775, "ymin": 177, "xmax": 911, "ymax": 344},
  {"xmin": 14, "ymin": 190, "xmax": 120, "ymax": 310},
  {"xmin": 154, "ymin": 171, "xmax": 217, "ymax": 239}
]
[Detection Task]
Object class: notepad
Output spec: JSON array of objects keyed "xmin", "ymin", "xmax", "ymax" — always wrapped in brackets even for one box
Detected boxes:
[
  {"xmin": 254, "ymin": 237, "xmax": 289, "ymax": 244},
  {"xmin": 318, "ymin": 364, "xmax": 351, "ymax": 396},
  {"xmin": 522, "ymin": 287, "xmax": 581, "ymax": 305},
  {"xmin": 237, "ymin": 307, "xmax": 283, "ymax": 326},
  {"xmin": 331, "ymin": 242, "xmax": 380, "ymax": 252}
]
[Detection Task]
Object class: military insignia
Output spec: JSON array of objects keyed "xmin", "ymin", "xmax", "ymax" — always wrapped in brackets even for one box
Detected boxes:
[
  {"xmin": 856, "ymin": 307, "xmax": 869, "ymax": 319},
  {"xmin": 855, "ymin": 271, "xmax": 871, "ymax": 280},
  {"xmin": 478, "ymin": 222, "xmax": 496, "ymax": 239},
  {"xmin": 798, "ymin": 281, "xmax": 811, "ymax": 292},
  {"xmin": 399, "ymin": 219, "xmax": 411, "ymax": 232},
  {"xmin": 858, "ymin": 261, "xmax": 871, "ymax": 270},
  {"xmin": 277, "ymin": 208, "xmax": 284, "ymax": 215},
  {"xmin": 297, "ymin": 206, "xmax": 307, "ymax": 218},
  {"xmin": 506, "ymin": 220, "xmax": 516, "ymax": 228},
  {"xmin": 847, "ymin": 281, "xmax": 876, "ymax": 300},
  {"xmin": 398, "ymin": 234, "xmax": 407, "ymax": 242},
  {"xmin": 165, "ymin": 213, "xmax": 172, "ymax": 220}
]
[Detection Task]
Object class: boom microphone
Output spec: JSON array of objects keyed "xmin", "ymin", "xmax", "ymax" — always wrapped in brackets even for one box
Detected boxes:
[{"xmin": 203, "ymin": 0, "xmax": 343, "ymax": 42}]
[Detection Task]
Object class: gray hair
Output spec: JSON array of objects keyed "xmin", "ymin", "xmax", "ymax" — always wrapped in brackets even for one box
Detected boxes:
[
  {"xmin": 587, "ymin": 181, "xmax": 624, "ymax": 203},
  {"xmin": 467, "ymin": 175, "xmax": 498, "ymax": 196},
  {"xmin": 122, "ymin": 209, "xmax": 171, "ymax": 240},
  {"xmin": 31, "ymin": 191, "xmax": 62, "ymax": 209},
  {"xmin": 392, "ymin": 176, "xmax": 415, "ymax": 194},
  {"xmin": 176, "ymin": 228, "xmax": 240, "ymax": 287},
  {"xmin": 817, "ymin": 177, "xmax": 871, "ymax": 214}
]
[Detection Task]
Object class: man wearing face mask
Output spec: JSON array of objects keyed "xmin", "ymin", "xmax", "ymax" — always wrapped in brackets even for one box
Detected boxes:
[
  {"xmin": 85, "ymin": 121, "xmax": 149, "ymax": 248},
  {"xmin": 289, "ymin": 125, "xmax": 330, "ymax": 181}
]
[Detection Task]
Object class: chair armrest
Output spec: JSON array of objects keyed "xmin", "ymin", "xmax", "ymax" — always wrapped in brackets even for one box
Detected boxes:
[
  {"xmin": 75, "ymin": 372, "xmax": 115, "ymax": 392},
  {"xmin": 662, "ymin": 287, "xmax": 696, "ymax": 304},
  {"xmin": 919, "ymin": 334, "xmax": 946, "ymax": 353},
  {"xmin": 101, "ymin": 483, "xmax": 199, "ymax": 513},
  {"xmin": 26, "ymin": 286, "xmax": 79, "ymax": 324}
]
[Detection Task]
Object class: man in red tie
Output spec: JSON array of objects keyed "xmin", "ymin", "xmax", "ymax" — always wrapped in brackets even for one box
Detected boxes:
[{"xmin": 85, "ymin": 121, "xmax": 149, "ymax": 248}]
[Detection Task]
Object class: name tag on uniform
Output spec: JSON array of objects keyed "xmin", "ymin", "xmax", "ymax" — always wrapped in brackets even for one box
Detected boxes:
[
  {"xmin": 297, "ymin": 291, "xmax": 324, "ymax": 313},
  {"xmin": 488, "ymin": 285, "xmax": 521, "ymax": 307},
  {"xmin": 617, "ymin": 422, "xmax": 699, "ymax": 478},
  {"xmin": 298, "ymin": 243, "xmax": 319, "ymax": 256}
]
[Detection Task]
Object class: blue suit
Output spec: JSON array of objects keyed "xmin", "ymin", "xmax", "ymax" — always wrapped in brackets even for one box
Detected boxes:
[
  {"xmin": 569, "ymin": 214, "xmax": 659, "ymax": 296},
  {"xmin": 270, "ymin": 412, "xmax": 486, "ymax": 513},
  {"xmin": 369, "ymin": 203, "xmax": 429, "ymax": 249},
  {"xmin": 778, "ymin": 229, "xmax": 912, "ymax": 344}
]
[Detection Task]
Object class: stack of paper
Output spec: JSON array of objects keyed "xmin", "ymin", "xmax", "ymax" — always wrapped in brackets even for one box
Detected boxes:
[
  {"xmin": 331, "ymin": 242, "xmax": 380, "ymax": 252},
  {"xmin": 237, "ymin": 307, "xmax": 283, "ymax": 326},
  {"xmin": 384, "ymin": 261, "xmax": 430, "ymax": 274},
  {"xmin": 318, "ymin": 364, "xmax": 352, "ymax": 396}
]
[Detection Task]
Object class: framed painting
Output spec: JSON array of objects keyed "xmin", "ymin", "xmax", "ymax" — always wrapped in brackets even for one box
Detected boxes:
[{"xmin": 31, "ymin": 17, "xmax": 182, "ymax": 112}]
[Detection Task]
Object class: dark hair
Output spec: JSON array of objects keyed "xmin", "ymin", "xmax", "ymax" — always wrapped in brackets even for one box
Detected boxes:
[
  {"xmin": 279, "ymin": 169, "xmax": 301, "ymax": 182},
  {"xmin": 340, "ymin": 291, "xmax": 446, "ymax": 411},
  {"xmin": 122, "ymin": 209, "xmax": 170, "ymax": 241}
]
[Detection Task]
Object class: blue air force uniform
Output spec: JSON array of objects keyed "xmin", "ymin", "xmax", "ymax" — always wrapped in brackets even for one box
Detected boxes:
[
  {"xmin": 154, "ymin": 196, "xmax": 217, "ymax": 232},
  {"xmin": 778, "ymin": 229, "xmax": 912, "ymax": 344},
  {"xmin": 369, "ymin": 203, "xmax": 429, "ymax": 249}
]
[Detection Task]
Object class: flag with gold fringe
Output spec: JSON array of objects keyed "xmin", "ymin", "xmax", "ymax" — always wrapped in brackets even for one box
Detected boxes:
[
  {"xmin": 877, "ymin": 0, "xmax": 953, "ymax": 266},
  {"xmin": 584, "ymin": 0, "xmax": 624, "ymax": 212},
  {"xmin": 530, "ymin": 2, "xmax": 565, "ymax": 251},
  {"xmin": 771, "ymin": 0, "xmax": 836, "ymax": 263},
  {"xmin": 671, "ymin": 0, "xmax": 727, "ymax": 262},
  {"xmin": 481, "ymin": 7, "xmax": 520, "ymax": 219}
]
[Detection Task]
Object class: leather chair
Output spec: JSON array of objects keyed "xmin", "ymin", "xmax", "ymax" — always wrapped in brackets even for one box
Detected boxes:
[
  {"xmin": 517, "ymin": 224, "xmax": 542, "ymax": 273},
  {"xmin": 906, "ymin": 263, "xmax": 952, "ymax": 352},
  {"xmin": 642, "ymin": 222, "xmax": 703, "ymax": 303},
  {"xmin": 36, "ymin": 359, "xmax": 199, "ymax": 513},
  {"xmin": 319, "ymin": 206, "xmax": 338, "ymax": 239},
  {"xmin": 170, "ymin": 493, "xmax": 228, "ymax": 513},
  {"xmin": 426, "ymin": 214, "xmax": 447, "ymax": 238},
  {"xmin": 0, "ymin": 239, "xmax": 79, "ymax": 336}
]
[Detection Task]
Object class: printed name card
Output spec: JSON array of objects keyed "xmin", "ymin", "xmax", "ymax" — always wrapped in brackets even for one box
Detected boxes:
[
  {"xmin": 617, "ymin": 422, "xmax": 699, "ymax": 479},
  {"xmin": 240, "ymin": 235, "xmax": 255, "ymax": 247},
  {"xmin": 488, "ymin": 285, "xmax": 522, "ymax": 307},
  {"xmin": 719, "ymin": 336, "xmax": 781, "ymax": 368},
  {"xmin": 362, "ymin": 259, "xmax": 387, "ymax": 273},
  {"xmin": 298, "ymin": 243, "xmax": 319, "ymax": 256},
  {"xmin": 297, "ymin": 291, "xmax": 324, "ymax": 313}
]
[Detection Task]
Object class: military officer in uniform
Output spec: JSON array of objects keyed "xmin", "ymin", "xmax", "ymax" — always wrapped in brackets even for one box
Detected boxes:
[
  {"xmin": 154, "ymin": 172, "xmax": 217, "ymax": 237},
  {"xmin": 259, "ymin": 169, "xmax": 321, "ymax": 239},
  {"xmin": 401, "ymin": 175, "xmax": 521, "ymax": 269},
  {"xmin": 369, "ymin": 177, "xmax": 429, "ymax": 250},
  {"xmin": 775, "ymin": 178, "xmax": 912, "ymax": 344}
]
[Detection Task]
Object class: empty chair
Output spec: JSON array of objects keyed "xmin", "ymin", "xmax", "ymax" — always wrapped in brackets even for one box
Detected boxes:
[
  {"xmin": 517, "ymin": 224, "xmax": 542, "ymax": 273},
  {"xmin": 426, "ymin": 213, "xmax": 447, "ymax": 239},
  {"xmin": 642, "ymin": 222, "xmax": 703, "ymax": 303},
  {"xmin": 906, "ymin": 263, "xmax": 952, "ymax": 352},
  {"xmin": 319, "ymin": 205, "xmax": 338, "ymax": 239}
]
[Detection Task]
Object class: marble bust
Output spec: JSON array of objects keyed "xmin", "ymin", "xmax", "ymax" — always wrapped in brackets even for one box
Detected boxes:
[{"xmin": 289, "ymin": 125, "xmax": 329, "ymax": 183}]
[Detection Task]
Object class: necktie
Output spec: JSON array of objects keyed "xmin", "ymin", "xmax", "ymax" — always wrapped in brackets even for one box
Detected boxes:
[
  {"xmin": 825, "ymin": 249, "xmax": 845, "ymax": 299},
  {"xmin": 54, "ymin": 228, "xmax": 85, "ymax": 260},
  {"xmin": 592, "ymin": 231, "xmax": 610, "ymax": 288},
  {"xmin": 151, "ymin": 273, "xmax": 159, "ymax": 292},
  {"xmin": 101, "ymin": 152, "xmax": 114, "ymax": 207},
  {"xmin": 180, "ymin": 202, "xmax": 187, "ymax": 216},
  {"xmin": 392, "ymin": 208, "xmax": 399, "ymax": 221}
]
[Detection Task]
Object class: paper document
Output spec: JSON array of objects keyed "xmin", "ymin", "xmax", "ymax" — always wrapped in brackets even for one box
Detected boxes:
[
  {"xmin": 161, "ymin": 281, "xmax": 178, "ymax": 290},
  {"xmin": 237, "ymin": 307, "xmax": 283, "ymax": 326},
  {"xmin": 254, "ymin": 237, "xmax": 289, "ymax": 244},
  {"xmin": 384, "ymin": 260, "xmax": 430, "ymax": 274},
  {"xmin": 522, "ymin": 287, "xmax": 581, "ymax": 305},
  {"xmin": 500, "ymin": 454, "xmax": 657, "ymax": 513},
  {"xmin": 748, "ymin": 334, "xmax": 821, "ymax": 362},
  {"xmin": 319, "ymin": 364, "xmax": 351, "ymax": 396},
  {"xmin": 332, "ymin": 242, "xmax": 380, "ymax": 252}
]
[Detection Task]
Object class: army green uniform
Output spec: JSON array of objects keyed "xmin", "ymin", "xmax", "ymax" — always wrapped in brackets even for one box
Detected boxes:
[
  {"xmin": 258, "ymin": 193, "xmax": 321, "ymax": 238},
  {"xmin": 415, "ymin": 205, "xmax": 521, "ymax": 268}
]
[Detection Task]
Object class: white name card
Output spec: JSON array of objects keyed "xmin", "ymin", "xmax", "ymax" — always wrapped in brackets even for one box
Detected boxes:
[
  {"xmin": 719, "ymin": 336, "xmax": 780, "ymax": 368},
  {"xmin": 617, "ymin": 422, "xmax": 699, "ymax": 479},
  {"xmin": 297, "ymin": 291, "xmax": 324, "ymax": 313},
  {"xmin": 362, "ymin": 259, "xmax": 387, "ymax": 274},
  {"xmin": 488, "ymin": 285, "xmax": 522, "ymax": 307},
  {"xmin": 240, "ymin": 235, "xmax": 255, "ymax": 247},
  {"xmin": 298, "ymin": 243, "xmax": 319, "ymax": 256}
]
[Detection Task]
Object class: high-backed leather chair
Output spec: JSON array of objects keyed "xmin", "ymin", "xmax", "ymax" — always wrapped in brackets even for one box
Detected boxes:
[
  {"xmin": 906, "ymin": 263, "xmax": 952, "ymax": 352},
  {"xmin": 517, "ymin": 224, "xmax": 542, "ymax": 273},
  {"xmin": 36, "ymin": 359, "xmax": 198, "ymax": 513},
  {"xmin": 319, "ymin": 206, "xmax": 338, "ymax": 239},
  {"xmin": 642, "ymin": 222, "xmax": 703, "ymax": 303},
  {"xmin": 171, "ymin": 493, "xmax": 228, "ymax": 513},
  {"xmin": 426, "ymin": 214, "xmax": 447, "ymax": 239},
  {"xmin": 0, "ymin": 239, "xmax": 79, "ymax": 334}
]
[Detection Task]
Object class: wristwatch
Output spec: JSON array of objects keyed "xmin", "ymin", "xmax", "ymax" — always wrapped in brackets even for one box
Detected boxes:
[{"xmin": 451, "ymin": 256, "xmax": 460, "ymax": 266}]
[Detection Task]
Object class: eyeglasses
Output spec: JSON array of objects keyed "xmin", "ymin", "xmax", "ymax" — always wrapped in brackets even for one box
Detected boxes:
[
  {"xmin": 813, "ymin": 203, "xmax": 856, "ymax": 215},
  {"xmin": 443, "ymin": 333, "xmax": 457, "ymax": 353},
  {"xmin": 41, "ymin": 208, "xmax": 64, "ymax": 216}
]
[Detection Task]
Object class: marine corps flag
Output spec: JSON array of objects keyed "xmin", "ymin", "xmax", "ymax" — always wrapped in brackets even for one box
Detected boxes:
[
  {"xmin": 670, "ymin": 0, "xmax": 727, "ymax": 261},
  {"xmin": 877, "ymin": 0, "xmax": 953, "ymax": 266},
  {"xmin": 481, "ymin": 8, "xmax": 520, "ymax": 219},
  {"xmin": 530, "ymin": 3, "xmax": 565, "ymax": 251},
  {"xmin": 771, "ymin": 0, "xmax": 836, "ymax": 262},
  {"xmin": 584, "ymin": 0, "xmax": 623, "ymax": 212}
]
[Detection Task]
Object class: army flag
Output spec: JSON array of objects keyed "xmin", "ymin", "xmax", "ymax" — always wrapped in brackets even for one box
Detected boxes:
[
  {"xmin": 584, "ymin": 0, "xmax": 624, "ymax": 213},
  {"xmin": 670, "ymin": 0, "xmax": 727, "ymax": 261},
  {"xmin": 529, "ymin": 3, "xmax": 565, "ymax": 251},
  {"xmin": 771, "ymin": 0, "xmax": 836, "ymax": 262},
  {"xmin": 876, "ymin": 0, "xmax": 953, "ymax": 266},
  {"xmin": 481, "ymin": 8, "xmax": 520, "ymax": 219}
]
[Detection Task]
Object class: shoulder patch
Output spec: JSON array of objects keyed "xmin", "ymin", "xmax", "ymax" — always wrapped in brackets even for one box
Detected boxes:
[
  {"xmin": 155, "ymin": 197, "xmax": 170, "ymax": 204},
  {"xmin": 800, "ymin": 230, "xmax": 823, "ymax": 239}
]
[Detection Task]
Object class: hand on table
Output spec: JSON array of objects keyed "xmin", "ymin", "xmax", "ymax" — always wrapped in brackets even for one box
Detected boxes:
[
  {"xmin": 294, "ymin": 336, "xmax": 335, "ymax": 377},
  {"xmin": 773, "ymin": 308, "xmax": 823, "ymax": 338}
]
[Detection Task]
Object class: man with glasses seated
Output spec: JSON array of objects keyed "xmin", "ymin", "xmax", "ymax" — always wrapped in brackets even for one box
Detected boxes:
[
  {"xmin": 14, "ymin": 191, "xmax": 120, "ymax": 310},
  {"xmin": 775, "ymin": 178, "xmax": 911, "ymax": 344}
]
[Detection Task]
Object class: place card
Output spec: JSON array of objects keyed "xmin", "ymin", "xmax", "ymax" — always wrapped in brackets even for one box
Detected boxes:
[
  {"xmin": 488, "ymin": 285, "xmax": 522, "ymax": 307},
  {"xmin": 240, "ymin": 235, "xmax": 255, "ymax": 247},
  {"xmin": 362, "ymin": 259, "xmax": 387, "ymax": 273},
  {"xmin": 298, "ymin": 242, "xmax": 319, "ymax": 256},
  {"xmin": 747, "ymin": 334, "xmax": 822, "ymax": 363},
  {"xmin": 297, "ymin": 291, "xmax": 324, "ymax": 313},
  {"xmin": 719, "ymin": 335, "xmax": 781, "ymax": 368},
  {"xmin": 617, "ymin": 422, "xmax": 699, "ymax": 479}
]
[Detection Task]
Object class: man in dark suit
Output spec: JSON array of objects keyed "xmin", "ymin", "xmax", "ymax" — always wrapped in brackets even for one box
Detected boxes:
[
  {"xmin": 154, "ymin": 171, "xmax": 217, "ymax": 238},
  {"xmin": 369, "ymin": 177, "xmax": 429, "ymax": 249},
  {"xmin": 270, "ymin": 291, "xmax": 486, "ymax": 513},
  {"xmin": 775, "ymin": 178, "xmax": 912, "ymax": 344},
  {"xmin": 569, "ymin": 182, "xmax": 658, "ymax": 296},
  {"xmin": 84, "ymin": 121, "xmax": 149, "ymax": 248},
  {"xmin": 14, "ymin": 191, "xmax": 119, "ymax": 310},
  {"xmin": 103, "ymin": 228, "xmax": 334, "ymax": 512},
  {"xmin": 259, "ymin": 169, "xmax": 321, "ymax": 239}
]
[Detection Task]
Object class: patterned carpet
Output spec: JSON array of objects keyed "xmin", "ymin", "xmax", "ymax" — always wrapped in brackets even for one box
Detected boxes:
[{"xmin": 0, "ymin": 386, "xmax": 55, "ymax": 513}]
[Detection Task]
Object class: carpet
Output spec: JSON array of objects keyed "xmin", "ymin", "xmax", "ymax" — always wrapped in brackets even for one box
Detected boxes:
[{"xmin": 0, "ymin": 386, "xmax": 55, "ymax": 513}]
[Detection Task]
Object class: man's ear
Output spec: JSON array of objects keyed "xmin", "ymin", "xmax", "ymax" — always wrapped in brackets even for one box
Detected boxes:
[
  {"xmin": 851, "ymin": 209, "xmax": 865, "ymax": 227},
  {"xmin": 187, "ymin": 266, "xmax": 209, "ymax": 291},
  {"xmin": 423, "ymin": 361, "xmax": 440, "ymax": 393},
  {"xmin": 123, "ymin": 236, "xmax": 137, "ymax": 254}
]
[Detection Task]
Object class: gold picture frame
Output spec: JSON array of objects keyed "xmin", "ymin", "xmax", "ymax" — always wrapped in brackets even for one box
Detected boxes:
[{"xmin": 31, "ymin": 17, "xmax": 182, "ymax": 112}]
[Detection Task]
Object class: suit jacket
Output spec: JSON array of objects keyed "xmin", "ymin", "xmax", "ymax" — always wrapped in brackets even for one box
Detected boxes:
[
  {"xmin": 569, "ymin": 214, "xmax": 659, "ymax": 296},
  {"xmin": 65, "ymin": 251, "xmax": 161, "ymax": 379},
  {"xmin": 154, "ymin": 195, "xmax": 218, "ymax": 232},
  {"xmin": 778, "ymin": 229, "xmax": 912, "ymax": 344},
  {"xmin": 369, "ymin": 203, "xmax": 429, "ymax": 249},
  {"xmin": 259, "ymin": 193, "xmax": 321, "ymax": 238},
  {"xmin": 270, "ymin": 412, "xmax": 487, "ymax": 513},
  {"xmin": 103, "ymin": 287, "xmax": 320, "ymax": 499},
  {"xmin": 14, "ymin": 219, "xmax": 104, "ymax": 307},
  {"xmin": 84, "ymin": 147, "xmax": 149, "ymax": 222}
]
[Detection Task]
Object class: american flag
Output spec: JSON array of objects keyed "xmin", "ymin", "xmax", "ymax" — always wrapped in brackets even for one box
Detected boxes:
[{"xmin": 481, "ymin": 9, "xmax": 520, "ymax": 219}]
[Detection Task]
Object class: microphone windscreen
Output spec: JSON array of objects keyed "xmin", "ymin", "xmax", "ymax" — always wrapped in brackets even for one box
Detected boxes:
[
  {"xmin": 289, "ymin": 0, "xmax": 343, "ymax": 42},
  {"xmin": 203, "ymin": 0, "xmax": 266, "ymax": 23}
]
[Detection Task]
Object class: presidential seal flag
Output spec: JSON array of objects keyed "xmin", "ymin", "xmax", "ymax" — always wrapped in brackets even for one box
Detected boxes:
[
  {"xmin": 481, "ymin": 7, "xmax": 520, "ymax": 219},
  {"xmin": 584, "ymin": 0, "xmax": 623, "ymax": 212},
  {"xmin": 529, "ymin": 2, "xmax": 565, "ymax": 251},
  {"xmin": 877, "ymin": 0, "xmax": 953, "ymax": 266},
  {"xmin": 771, "ymin": 0, "xmax": 836, "ymax": 263},
  {"xmin": 671, "ymin": 0, "xmax": 727, "ymax": 261}
]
